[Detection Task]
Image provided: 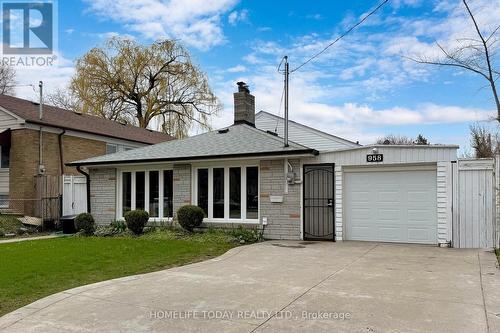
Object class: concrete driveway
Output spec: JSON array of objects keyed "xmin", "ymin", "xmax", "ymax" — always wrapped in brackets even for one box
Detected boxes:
[{"xmin": 1, "ymin": 241, "xmax": 499, "ymax": 332}]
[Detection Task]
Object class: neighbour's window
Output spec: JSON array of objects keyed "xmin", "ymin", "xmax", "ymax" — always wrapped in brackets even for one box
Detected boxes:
[
  {"xmin": 163, "ymin": 170, "xmax": 173, "ymax": 218},
  {"xmin": 229, "ymin": 167, "xmax": 241, "ymax": 218},
  {"xmin": 213, "ymin": 168, "xmax": 224, "ymax": 218},
  {"xmin": 197, "ymin": 169, "xmax": 208, "ymax": 216},
  {"xmin": 0, "ymin": 194, "xmax": 8, "ymax": 208},
  {"xmin": 246, "ymin": 167, "xmax": 259, "ymax": 219},
  {"xmin": 149, "ymin": 171, "xmax": 159, "ymax": 217},
  {"xmin": 135, "ymin": 171, "xmax": 145, "ymax": 210},
  {"xmin": 122, "ymin": 172, "xmax": 132, "ymax": 216},
  {"xmin": 195, "ymin": 165, "xmax": 258, "ymax": 221},
  {"xmin": 0, "ymin": 146, "xmax": 9, "ymax": 168},
  {"xmin": 106, "ymin": 143, "xmax": 118, "ymax": 155}
]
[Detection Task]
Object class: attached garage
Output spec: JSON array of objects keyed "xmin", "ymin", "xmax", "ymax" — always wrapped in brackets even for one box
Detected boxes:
[
  {"xmin": 344, "ymin": 168, "xmax": 437, "ymax": 244},
  {"xmin": 302, "ymin": 145, "xmax": 458, "ymax": 246}
]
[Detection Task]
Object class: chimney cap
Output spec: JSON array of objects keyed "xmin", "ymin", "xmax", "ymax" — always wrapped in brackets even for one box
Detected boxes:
[{"xmin": 237, "ymin": 81, "xmax": 249, "ymax": 93}]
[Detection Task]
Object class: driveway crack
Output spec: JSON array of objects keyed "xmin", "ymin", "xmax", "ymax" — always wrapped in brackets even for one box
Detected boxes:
[
  {"xmin": 249, "ymin": 243, "xmax": 379, "ymax": 332},
  {"xmin": 478, "ymin": 252, "xmax": 491, "ymax": 333}
]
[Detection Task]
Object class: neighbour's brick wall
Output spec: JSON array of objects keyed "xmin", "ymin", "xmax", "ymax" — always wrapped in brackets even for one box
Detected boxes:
[
  {"xmin": 173, "ymin": 164, "xmax": 191, "ymax": 218},
  {"xmin": 260, "ymin": 159, "xmax": 301, "ymax": 240},
  {"xmin": 8, "ymin": 128, "xmax": 106, "ymax": 215},
  {"xmin": 89, "ymin": 168, "xmax": 116, "ymax": 225}
]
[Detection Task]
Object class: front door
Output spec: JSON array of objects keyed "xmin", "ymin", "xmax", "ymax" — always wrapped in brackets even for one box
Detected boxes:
[{"xmin": 303, "ymin": 164, "xmax": 335, "ymax": 241}]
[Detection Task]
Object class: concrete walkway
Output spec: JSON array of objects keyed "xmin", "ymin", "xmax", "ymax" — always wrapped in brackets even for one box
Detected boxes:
[
  {"xmin": 0, "ymin": 234, "xmax": 62, "ymax": 244},
  {"xmin": 0, "ymin": 241, "xmax": 499, "ymax": 332}
]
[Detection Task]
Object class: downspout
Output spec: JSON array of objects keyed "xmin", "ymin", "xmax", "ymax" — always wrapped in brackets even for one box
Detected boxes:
[
  {"xmin": 58, "ymin": 129, "xmax": 65, "ymax": 176},
  {"xmin": 58, "ymin": 129, "xmax": 65, "ymax": 218},
  {"xmin": 76, "ymin": 165, "xmax": 91, "ymax": 213}
]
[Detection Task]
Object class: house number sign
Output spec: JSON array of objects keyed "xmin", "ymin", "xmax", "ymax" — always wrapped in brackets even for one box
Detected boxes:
[{"xmin": 366, "ymin": 154, "xmax": 383, "ymax": 162}]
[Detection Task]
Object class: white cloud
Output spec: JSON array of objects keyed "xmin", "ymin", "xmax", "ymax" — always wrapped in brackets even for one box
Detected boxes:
[
  {"xmin": 210, "ymin": 64, "xmax": 494, "ymax": 144},
  {"xmin": 228, "ymin": 9, "xmax": 248, "ymax": 25},
  {"xmin": 13, "ymin": 52, "xmax": 75, "ymax": 101},
  {"xmin": 83, "ymin": 0, "xmax": 239, "ymax": 50},
  {"xmin": 97, "ymin": 32, "xmax": 136, "ymax": 40},
  {"xmin": 65, "ymin": 28, "xmax": 75, "ymax": 35},
  {"xmin": 227, "ymin": 65, "xmax": 247, "ymax": 73}
]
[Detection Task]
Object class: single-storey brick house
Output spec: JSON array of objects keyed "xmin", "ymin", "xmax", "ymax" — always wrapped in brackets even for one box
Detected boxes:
[
  {"xmin": 68, "ymin": 82, "xmax": 463, "ymax": 246},
  {"xmin": 0, "ymin": 94, "xmax": 173, "ymax": 217}
]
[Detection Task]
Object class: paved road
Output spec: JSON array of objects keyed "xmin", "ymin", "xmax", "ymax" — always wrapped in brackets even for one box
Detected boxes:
[{"xmin": 1, "ymin": 241, "xmax": 499, "ymax": 332}]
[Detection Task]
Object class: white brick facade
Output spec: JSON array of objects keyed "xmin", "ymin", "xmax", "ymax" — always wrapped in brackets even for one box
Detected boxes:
[{"xmin": 89, "ymin": 168, "xmax": 116, "ymax": 225}]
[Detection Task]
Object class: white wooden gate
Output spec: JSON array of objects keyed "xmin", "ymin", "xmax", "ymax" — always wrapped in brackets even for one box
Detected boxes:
[
  {"xmin": 62, "ymin": 175, "xmax": 87, "ymax": 216},
  {"xmin": 453, "ymin": 159, "xmax": 496, "ymax": 248}
]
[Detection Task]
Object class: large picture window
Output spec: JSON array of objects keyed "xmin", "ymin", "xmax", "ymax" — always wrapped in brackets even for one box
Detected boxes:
[
  {"xmin": 122, "ymin": 172, "xmax": 132, "ymax": 216},
  {"xmin": 213, "ymin": 168, "xmax": 224, "ymax": 218},
  {"xmin": 229, "ymin": 167, "xmax": 241, "ymax": 218},
  {"xmin": 149, "ymin": 171, "xmax": 159, "ymax": 217},
  {"xmin": 195, "ymin": 164, "xmax": 258, "ymax": 222},
  {"xmin": 197, "ymin": 169, "xmax": 208, "ymax": 216},
  {"xmin": 135, "ymin": 171, "xmax": 145, "ymax": 210},
  {"xmin": 246, "ymin": 167, "xmax": 259, "ymax": 219},
  {"xmin": 163, "ymin": 170, "xmax": 173, "ymax": 218},
  {"xmin": 119, "ymin": 169, "xmax": 173, "ymax": 220}
]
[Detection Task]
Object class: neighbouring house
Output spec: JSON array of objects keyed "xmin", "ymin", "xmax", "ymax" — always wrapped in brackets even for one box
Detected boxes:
[
  {"xmin": 68, "ymin": 82, "xmax": 497, "ymax": 248},
  {"xmin": 0, "ymin": 94, "xmax": 174, "ymax": 220}
]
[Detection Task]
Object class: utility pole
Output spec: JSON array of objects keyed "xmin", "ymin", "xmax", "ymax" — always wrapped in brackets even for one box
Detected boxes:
[{"xmin": 284, "ymin": 56, "xmax": 289, "ymax": 147}]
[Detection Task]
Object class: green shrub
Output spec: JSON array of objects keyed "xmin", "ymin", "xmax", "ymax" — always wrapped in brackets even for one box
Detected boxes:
[
  {"xmin": 74, "ymin": 213, "xmax": 95, "ymax": 236},
  {"xmin": 110, "ymin": 220, "xmax": 127, "ymax": 233},
  {"xmin": 229, "ymin": 226, "xmax": 263, "ymax": 243},
  {"xmin": 177, "ymin": 205, "xmax": 204, "ymax": 232},
  {"xmin": 124, "ymin": 210, "xmax": 149, "ymax": 235}
]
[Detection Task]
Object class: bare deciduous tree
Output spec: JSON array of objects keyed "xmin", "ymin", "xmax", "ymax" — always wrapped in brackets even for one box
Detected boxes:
[
  {"xmin": 409, "ymin": 0, "xmax": 500, "ymax": 121},
  {"xmin": 469, "ymin": 123, "xmax": 500, "ymax": 158},
  {"xmin": 0, "ymin": 64, "xmax": 16, "ymax": 95},
  {"xmin": 69, "ymin": 38, "xmax": 220, "ymax": 138},
  {"xmin": 376, "ymin": 134, "xmax": 429, "ymax": 145}
]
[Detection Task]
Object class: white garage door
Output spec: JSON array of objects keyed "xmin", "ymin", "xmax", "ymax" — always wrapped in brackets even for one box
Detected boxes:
[{"xmin": 344, "ymin": 169, "xmax": 437, "ymax": 244}]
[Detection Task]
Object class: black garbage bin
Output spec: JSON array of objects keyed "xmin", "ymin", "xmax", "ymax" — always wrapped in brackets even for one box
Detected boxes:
[{"xmin": 60, "ymin": 215, "xmax": 77, "ymax": 234}]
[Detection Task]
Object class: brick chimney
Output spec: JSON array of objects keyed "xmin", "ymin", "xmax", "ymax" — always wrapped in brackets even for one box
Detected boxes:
[{"xmin": 233, "ymin": 81, "xmax": 255, "ymax": 126}]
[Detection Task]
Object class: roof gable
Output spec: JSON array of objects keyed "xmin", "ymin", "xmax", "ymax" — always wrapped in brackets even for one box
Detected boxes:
[
  {"xmin": 0, "ymin": 94, "xmax": 173, "ymax": 144},
  {"xmin": 256, "ymin": 111, "xmax": 360, "ymax": 152}
]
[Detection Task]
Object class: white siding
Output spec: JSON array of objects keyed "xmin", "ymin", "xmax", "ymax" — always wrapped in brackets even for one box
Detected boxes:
[
  {"xmin": 436, "ymin": 162, "xmax": 451, "ymax": 244},
  {"xmin": 0, "ymin": 169, "xmax": 8, "ymax": 194},
  {"xmin": 255, "ymin": 111, "xmax": 358, "ymax": 152},
  {"xmin": 310, "ymin": 146, "xmax": 458, "ymax": 165},
  {"xmin": 0, "ymin": 109, "xmax": 23, "ymax": 131}
]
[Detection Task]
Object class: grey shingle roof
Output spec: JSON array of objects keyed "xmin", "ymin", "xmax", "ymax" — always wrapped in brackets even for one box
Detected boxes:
[{"xmin": 68, "ymin": 124, "xmax": 317, "ymax": 166}]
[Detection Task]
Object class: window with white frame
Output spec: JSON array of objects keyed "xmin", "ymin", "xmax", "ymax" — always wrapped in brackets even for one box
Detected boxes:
[
  {"xmin": 194, "ymin": 165, "xmax": 259, "ymax": 222},
  {"xmin": 119, "ymin": 169, "xmax": 173, "ymax": 219}
]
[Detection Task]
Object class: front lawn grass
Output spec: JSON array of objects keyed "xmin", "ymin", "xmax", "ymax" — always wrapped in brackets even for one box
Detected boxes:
[{"xmin": 0, "ymin": 230, "xmax": 237, "ymax": 316}]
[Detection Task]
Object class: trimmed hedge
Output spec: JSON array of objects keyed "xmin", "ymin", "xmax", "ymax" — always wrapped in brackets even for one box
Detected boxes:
[
  {"xmin": 177, "ymin": 205, "xmax": 204, "ymax": 232},
  {"xmin": 124, "ymin": 210, "xmax": 149, "ymax": 235},
  {"xmin": 74, "ymin": 213, "xmax": 95, "ymax": 236}
]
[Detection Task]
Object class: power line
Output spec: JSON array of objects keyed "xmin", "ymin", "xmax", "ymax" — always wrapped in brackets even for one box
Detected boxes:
[{"xmin": 290, "ymin": 0, "xmax": 390, "ymax": 73}]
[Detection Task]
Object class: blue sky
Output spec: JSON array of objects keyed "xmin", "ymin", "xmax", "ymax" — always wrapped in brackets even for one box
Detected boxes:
[{"xmin": 12, "ymin": 0, "xmax": 500, "ymax": 152}]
